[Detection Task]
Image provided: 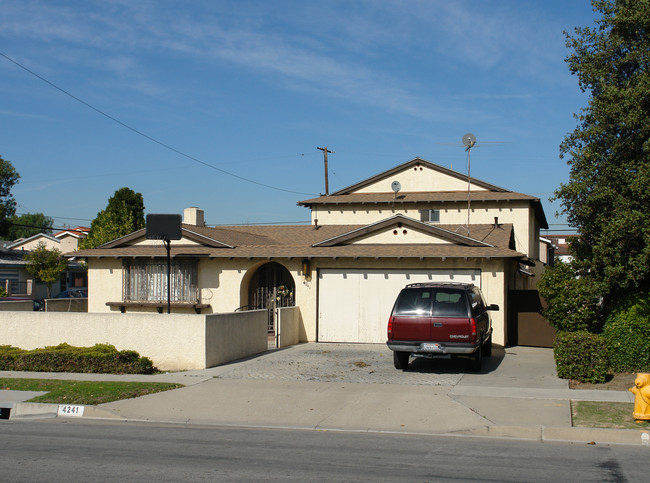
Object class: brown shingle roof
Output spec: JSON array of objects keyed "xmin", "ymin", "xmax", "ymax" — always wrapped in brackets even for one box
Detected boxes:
[
  {"xmin": 71, "ymin": 222, "xmax": 523, "ymax": 260},
  {"xmin": 298, "ymin": 191, "xmax": 539, "ymax": 205}
]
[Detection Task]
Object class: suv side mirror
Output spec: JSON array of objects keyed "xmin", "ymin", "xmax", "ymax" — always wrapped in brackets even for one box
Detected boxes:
[{"xmin": 487, "ymin": 304, "xmax": 499, "ymax": 311}]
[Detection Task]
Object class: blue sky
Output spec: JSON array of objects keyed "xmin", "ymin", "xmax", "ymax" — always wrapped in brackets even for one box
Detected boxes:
[{"xmin": 0, "ymin": 1, "xmax": 596, "ymax": 231}]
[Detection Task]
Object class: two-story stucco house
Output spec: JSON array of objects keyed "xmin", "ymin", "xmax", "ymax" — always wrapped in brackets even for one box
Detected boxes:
[{"xmin": 73, "ymin": 158, "xmax": 548, "ymax": 347}]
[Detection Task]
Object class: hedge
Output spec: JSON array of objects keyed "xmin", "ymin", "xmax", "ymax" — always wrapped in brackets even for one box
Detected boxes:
[
  {"xmin": 603, "ymin": 296, "xmax": 650, "ymax": 373},
  {"xmin": 553, "ymin": 331, "xmax": 609, "ymax": 383},
  {"xmin": 0, "ymin": 343, "xmax": 156, "ymax": 374}
]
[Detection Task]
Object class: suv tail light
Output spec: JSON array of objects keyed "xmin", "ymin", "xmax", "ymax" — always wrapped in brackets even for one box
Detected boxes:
[
  {"xmin": 387, "ymin": 316, "xmax": 393, "ymax": 340},
  {"xmin": 470, "ymin": 317, "xmax": 477, "ymax": 344}
]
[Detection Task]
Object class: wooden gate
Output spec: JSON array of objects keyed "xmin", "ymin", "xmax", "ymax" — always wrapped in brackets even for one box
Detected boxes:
[{"xmin": 507, "ymin": 290, "xmax": 556, "ymax": 347}]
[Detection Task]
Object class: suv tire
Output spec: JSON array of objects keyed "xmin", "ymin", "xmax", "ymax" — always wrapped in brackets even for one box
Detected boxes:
[
  {"xmin": 481, "ymin": 333, "xmax": 492, "ymax": 358},
  {"xmin": 393, "ymin": 351, "xmax": 409, "ymax": 370},
  {"xmin": 469, "ymin": 347, "xmax": 482, "ymax": 372}
]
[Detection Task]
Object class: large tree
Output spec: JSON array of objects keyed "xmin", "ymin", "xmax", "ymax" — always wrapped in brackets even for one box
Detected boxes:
[
  {"xmin": 80, "ymin": 187, "xmax": 145, "ymax": 249},
  {"xmin": 555, "ymin": 0, "xmax": 650, "ymax": 300},
  {"xmin": 0, "ymin": 155, "xmax": 20, "ymax": 237},
  {"xmin": 7, "ymin": 212, "xmax": 54, "ymax": 240},
  {"xmin": 24, "ymin": 242, "xmax": 68, "ymax": 298}
]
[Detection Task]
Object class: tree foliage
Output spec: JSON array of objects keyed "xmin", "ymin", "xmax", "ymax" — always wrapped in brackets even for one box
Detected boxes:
[
  {"xmin": 7, "ymin": 213, "xmax": 54, "ymax": 240},
  {"xmin": 24, "ymin": 242, "xmax": 69, "ymax": 298},
  {"xmin": 0, "ymin": 155, "xmax": 20, "ymax": 237},
  {"xmin": 80, "ymin": 187, "xmax": 145, "ymax": 249},
  {"xmin": 555, "ymin": 0, "xmax": 650, "ymax": 299}
]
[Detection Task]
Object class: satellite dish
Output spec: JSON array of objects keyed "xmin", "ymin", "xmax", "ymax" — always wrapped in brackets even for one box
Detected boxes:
[
  {"xmin": 462, "ymin": 133, "xmax": 476, "ymax": 149},
  {"xmin": 391, "ymin": 181, "xmax": 401, "ymax": 193}
]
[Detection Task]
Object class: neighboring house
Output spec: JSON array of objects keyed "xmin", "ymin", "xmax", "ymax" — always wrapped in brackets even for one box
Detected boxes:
[
  {"xmin": 4, "ymin": 226, "xmax": 90, "ymax": 296},
  {"xmin": 73, "ymin": 157, "xmax": 549, "ymax": 347},
  {"xmin": 8, "ymin": 226, "xmax": 90, "ymax": 253},
  {"xmin": 53, "ymin": 226, "xmax": 91, "ymax": 253},
  {"xmin": 544, "ymin": 234, "xmax": 577, "ymax": 263},
  {"xmin": 538, "ymin": 237, "xmax": 556, "ymax": 266},
  {"xmin": 8, "ymin": 233, "xmax": 60, "ymax": 251},
  {"xmin": 0, "ymin": 248, "xmax": 38, "ymax": 298}
]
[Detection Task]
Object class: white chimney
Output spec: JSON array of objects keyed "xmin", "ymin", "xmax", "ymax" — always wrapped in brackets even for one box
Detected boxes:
[{"xmin": 183, "ymin": 207, "xmax": 205, "ymax": 227}]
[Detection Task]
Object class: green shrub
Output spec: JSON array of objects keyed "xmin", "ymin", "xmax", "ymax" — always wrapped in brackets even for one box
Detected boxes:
[
  {"xmin": 538, "ymin": 260, "xmax": 603, "ymax": 333},
  {"xmin": 603, "ymin": 294, "xmax": 650, "ymax": 372},
  {"xmin": 0, "ymin": 343, "xmax": 156, "ymax": 374},
  {"xmin": 553, "ymin": 331, "xmax": 609, "ymax": 383}
]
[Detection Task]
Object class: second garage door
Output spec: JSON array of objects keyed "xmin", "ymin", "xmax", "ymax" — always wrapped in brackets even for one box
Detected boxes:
[{"xmin": 317, "ymin": 268, "xmax": 481, "ymax": 343}]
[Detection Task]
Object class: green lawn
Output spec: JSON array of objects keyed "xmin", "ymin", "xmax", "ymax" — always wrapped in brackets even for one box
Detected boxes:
[
  {"xmin": 572, "ymin": 400, "xmax": 650, "ymax": 430},
  {"xmin": 0, "ymin": 378, "xmax": 183, "ymax": 405}
]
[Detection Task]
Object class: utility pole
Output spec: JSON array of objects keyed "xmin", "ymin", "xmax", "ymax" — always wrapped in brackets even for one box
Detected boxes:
[{"xmin": 317, "ymin": 146, "xmax": 334, "ymax": 195}]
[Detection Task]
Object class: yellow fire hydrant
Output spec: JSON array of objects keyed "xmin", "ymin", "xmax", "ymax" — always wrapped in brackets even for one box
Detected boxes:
[{"xmin": 629, "ymin": 373, "xmax": 650, "ymax": 421}]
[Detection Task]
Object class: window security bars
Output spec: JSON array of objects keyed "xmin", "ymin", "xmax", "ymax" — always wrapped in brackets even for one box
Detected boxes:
[{"xmin": 123, "ymin": 259, "xmax": 198, "ymax": 303}]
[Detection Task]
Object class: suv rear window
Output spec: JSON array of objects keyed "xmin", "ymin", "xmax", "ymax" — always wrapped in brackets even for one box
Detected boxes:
[
  {"xmin": 393, "ymin": 288, "xmax": 432, "ymax": 315},
  {"xmin": 393, "ymin": 287, "xmax": 470, "ymax": 317}
]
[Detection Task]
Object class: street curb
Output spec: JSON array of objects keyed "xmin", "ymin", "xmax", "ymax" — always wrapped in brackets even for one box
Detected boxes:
[
  {"xmin": 9, "ymin": 402, "xmax": 58, "ymax": 419},
  {"xmin": 6, "ymin": 401, "xmax": 650, "ymax": 447}
]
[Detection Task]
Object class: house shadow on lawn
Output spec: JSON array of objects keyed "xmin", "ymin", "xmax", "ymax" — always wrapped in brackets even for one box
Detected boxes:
[{"xmin": 405, "ymin": 345, "xmax": 506, "ymax": 375}]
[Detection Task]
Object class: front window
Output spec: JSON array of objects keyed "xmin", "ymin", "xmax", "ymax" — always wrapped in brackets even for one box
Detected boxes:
[{"xmin": 123, "ymin": 259, "xmax": 198, "ymax": 303}]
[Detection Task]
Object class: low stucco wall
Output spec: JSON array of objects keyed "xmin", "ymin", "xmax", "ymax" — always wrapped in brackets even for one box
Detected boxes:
[
  {"xmin": 277, "ymin": 306, "xmax": 303, "ymax": 348},
  {"xmin": 0, "ymin": 310, "xmax": 271, "ymax": 371},
  {"xmin": 205, "ymin": 310, "xmax": 269, "ymax": 367}
]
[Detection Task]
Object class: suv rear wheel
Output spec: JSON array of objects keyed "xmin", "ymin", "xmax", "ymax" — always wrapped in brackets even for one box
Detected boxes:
[
  {"xmin": 481, "ymin": 333, "xmax": 492, "ymax": 357},
  {"xmin": 469, "ymin": 347, "xmax": 482, "ymax": 372},
  {"xmin": 393, "ymin": 351, "xmax": 410, "ymax": 370}
]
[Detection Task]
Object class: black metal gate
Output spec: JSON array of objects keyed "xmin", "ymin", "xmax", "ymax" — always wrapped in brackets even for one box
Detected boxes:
[{"xmin": 253, "ymin": 286, "xmax": 294, "ymax": 332}]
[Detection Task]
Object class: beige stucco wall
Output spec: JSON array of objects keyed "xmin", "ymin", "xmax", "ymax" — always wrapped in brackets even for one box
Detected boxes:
[
  {"xmin": 277, "ymin": 306, "xmax": 302, "ymax": 348},
  {"xmin": 205, "ymin": 310, "xmax": 269, "ymax": 367},
  {"xmin": 355, "ymin": 227, "xmax": 452, "ymax": 244},
  {"xmin": 87, "ymin": 258, "xmax": 123, "ymax": 312},
  {"xmin": 58, "ymin": 235, "xmax": 80, "ymax": 253},
  {"xmin": 10, "ymin": 237, "xmax": 60, "ymax": 251},
  {"xmin": 356, "ymin": 167, "xmax": 489, "ymax": 193},
  {"xmin": 0, "ymin": 310, "xmax": 270, "ymax": 371}
]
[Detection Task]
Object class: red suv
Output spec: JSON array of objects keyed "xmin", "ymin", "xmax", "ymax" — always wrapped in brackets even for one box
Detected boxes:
[{"xmin": 386, "ymin": 282, "xmax": 498, "ymax": 371}]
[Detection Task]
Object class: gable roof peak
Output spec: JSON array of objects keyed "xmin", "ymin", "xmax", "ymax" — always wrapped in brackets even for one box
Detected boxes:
[
  {"xmin": 328, "ymin": 157, "xmax": 508, "ymax": 196},
  {"xmin": 312, "ymin": 214, "xmax": 493, "ymax": 248}
]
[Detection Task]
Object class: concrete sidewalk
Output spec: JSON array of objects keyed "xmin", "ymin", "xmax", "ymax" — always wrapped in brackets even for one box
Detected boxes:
[{"xmin": 1, "ymin": 344, "xmax": 648, "ymax": 447}]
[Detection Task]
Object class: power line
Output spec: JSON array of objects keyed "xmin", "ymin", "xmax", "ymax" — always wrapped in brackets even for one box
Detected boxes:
[{"xmin": 0, "ymin": 51, "xmax": 316, "ymax": 197}]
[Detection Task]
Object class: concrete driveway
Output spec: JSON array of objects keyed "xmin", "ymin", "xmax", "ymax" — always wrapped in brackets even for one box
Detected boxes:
[{"xmin": 202, "ymin": 342, "xmax": 566, "ymax": 390}]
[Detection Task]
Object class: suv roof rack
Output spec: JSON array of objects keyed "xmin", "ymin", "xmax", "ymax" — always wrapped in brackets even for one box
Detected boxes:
[{"xmin": 404, "ymin": 282, "xmax": 476, "ymax": 289}]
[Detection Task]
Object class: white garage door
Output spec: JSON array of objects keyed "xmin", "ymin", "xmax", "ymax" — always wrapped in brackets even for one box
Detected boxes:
[{"xmin": 318, "ymin": 269, "xmax": 481, "ymax": 343}]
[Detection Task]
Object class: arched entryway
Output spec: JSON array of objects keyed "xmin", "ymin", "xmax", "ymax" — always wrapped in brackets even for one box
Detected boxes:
[
  {"xmin": 245, "ymin": 262, "xmax": 296, "ymax": 340},
  {"xmin": 247, "ymin": 262, "xmax": 295, "ymax": 310}
]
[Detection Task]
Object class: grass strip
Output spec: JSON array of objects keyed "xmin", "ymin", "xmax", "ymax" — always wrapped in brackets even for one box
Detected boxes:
[
  {"xmin": 0, "ymin": 378, "xmax": 183, "ymax": 405},
  {"xmin": 572, "ymin": 400, "xmax": 650, "ymax": 430}
]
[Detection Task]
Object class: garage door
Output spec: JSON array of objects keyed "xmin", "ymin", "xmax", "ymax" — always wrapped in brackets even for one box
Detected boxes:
[{"xmin": 317, "ymin": 269, "xmax": 481, "ymax": 343}]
